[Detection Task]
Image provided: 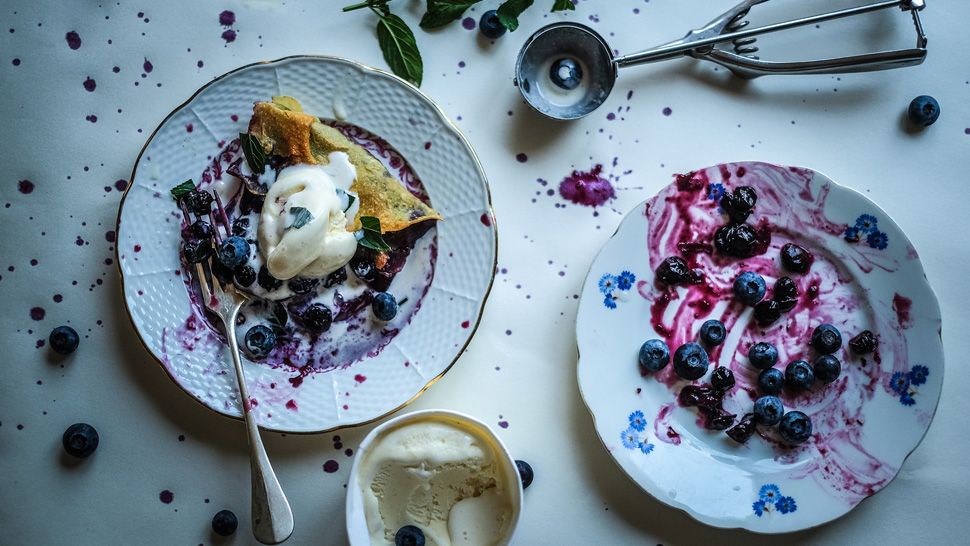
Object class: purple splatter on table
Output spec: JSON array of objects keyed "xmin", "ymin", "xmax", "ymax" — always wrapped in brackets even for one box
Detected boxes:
[
  {"xmin": 65, "ymin": 31, "xmax": 81, "ymax": 50},
  {"xmin": 559, "ymin": 164, "xmax": 615, "ymax": 207}
]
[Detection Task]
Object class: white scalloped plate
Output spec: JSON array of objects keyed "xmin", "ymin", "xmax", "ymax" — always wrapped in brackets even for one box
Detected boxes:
[
  {"xmin": 117, "ymin": 56, "xmax": 496, "ymax": 434},
  {"xmin": 577, "ymin": 162, "xmax": 943, "ymax": 533}
]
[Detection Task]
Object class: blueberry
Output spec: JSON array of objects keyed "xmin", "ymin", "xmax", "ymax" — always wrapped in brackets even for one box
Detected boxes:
[
  {"xmin": 726, "ymin": 413, "xmax": 756, "ymax": 444},
  {"xmin": 753, "ymin": 299, "xmax": 782, "ymax": 326},
  {"xmin": 372, "ymin": 292, "xmax": 398, "ymax": 321},
  {"xmin": 778, "ymin": 410, "xmax": 813, "ymax": 444},
  {"xmin": 638, "ymin": 339, "xmax": 670, "ymax": 372},
  {"xmin": 350, "ymin": 256, "xmax": 376, "ymax": 282},
  {"xmin": 210, "ymin": 259, "xmax": 234, "ymax": 284},
  {"xmin": 234, "ymin": 265, "xmax": 256, "ymax": 287},
  {"xmin": 907, "ymin": 95, "xmax": 940, "ymax": 127},
  {"xmin": 256, "ymin": 265, "xmax": 283, "ymax": 291},
  {"xmin": 748, "ymin": 342, "xmax": 778, "ymax": 370},
  {"xmin": 62, "ymin": 422, "xmax": 99, "ymax": 458},
  {"xmin": 323, "ymin": 267, "xmax": 348, "ymax": 288},
  {"xmin": 705, "ymin": 410, "xmax": 737, "ymax": 431},
  {"xmin": 211, "ymin": 509, "xmax": 238, "ymax": 537},
  {"xmin": 753, "ymin": 395, "xmax": 784, "ymax": 426},
  {"xmin": 773, "ymin": 276, "xmax": 799, "ymax": 311},
  {"xmin": 549, "ymin": 58, "xmax": 582, "ymax": 90},
  {"xmin": 478, "ymin": 10, "xmax": 506, "ymax": 39},
  {"xmin": 300, "ymin": 303, "xmax": 333, "ymax": 334},
  {"xmin": 655, "ymin": 256, "xmax": 690, "ymax": 285},
  {"xmin": 811, "ymin": 323, "xmax": 842, "ymax": 354},
  {"xmin": 733, "ymin": 271, "xmax": 766, "ymax": 306},
  {"xmin": 49, "ymin": 325, "xmax": 79, "ymax": 355},
  {"xmin": 515, "ymin": 459, "xmax": 534, "ymax": 489},
  {"xmin": 758, "ymin": 368, "xmax": 784, "ymax": 395},
  {"xmin": 720, "ymin": 186, "xmax": 758, "ymax": 223},
  {"xmin": 813, "ymin": 354, "xmax": 841, "ymax": 383},
  {"xmin": 785, "ymin": 360, "xmax": 815, "ymax": 391},
  {"xmin": 395, "ymin": 525, "xmax": 426, "ymax": 546},
  {"xmin": 188, "ymin": 219, "xmax": 213, "ymax": 241},
  {"xmin": 710, "ymin": 367, "xmax": 735, "ymax": 391},
  {"xmin": 243, "ymin": 325, "xmax": 276, "ymax": 359},
  {"xmin": 678, "ymin": 385, "xmax": 723, "ymax": 413},
  {"xmin": 287, "ymin": 277, "xmax": 319, "ymax": 295},
  {"xmin": 699, "ymin": 319, "xmax": 726, "ymax": 346},
  {"xmin": 217, "ymin": 236, "xmax": 250, "ymax": 269},
  {"xmin": 780, "ymin": 243, "xmax": 813, "ymax": 274},
  {"xmin": 181, "ymin": 238, "xmax": 212, "ymax": 263},
  {"xmin": 184, "ymin": 189, "xmax": 214, "ymax": 215},
  {"xmin": 849, "ymin": 330, "xmax": 877, "ymax": 354},
  {"xmin": 673, "ymin": 342, "xmax": 709, "ymax": 381},
  {"xmin": 231, "ymin": 217, "xmax": 250, "ymax": 237},
  {"xmin": 714, "ymin": 223, "xmax": 759, "ymax": 258}
]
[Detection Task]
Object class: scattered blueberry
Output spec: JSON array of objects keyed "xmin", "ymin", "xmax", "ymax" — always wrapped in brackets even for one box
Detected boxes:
[
  {"xmin": 231, "ymin": 217, "xmax": 250, "ymax": 237},
  {"xmin": 395, "ymin": 525, "xmax": 426, "ymax": 546},
  {"xmin": 726, "ymin": 413, "xmax": 756, "ymax": 443},
  {"xmin": 785, "ymin": 360, "xmax": 815, "ymax": 391},
  {"xmin": 748, "ymin": 342, "xmax": 778, "ymax": 370},
  {"xmin": 323, "ymin": 267, "xmax": 348, "ymax": 288},
  {"xmin": 188, "ymin": 219, "xmax": 213, "ymax": 241},
  {"xmin": 678, "ymin": 385, "xmax": 723, "ymax": 413},
  {"xmin": 733, "ymin": 271, "xmax": 766, "ymax": 306},
  {"xmin": 655, "ymin": 256, "xmax": 690, "ymax": 285},
  {"xmin": 287, "ymin": 277, "xmax": 319, "ymax": 295},
  {"xmin": 699, "ymin": 319, "xmax": 726, "ymax": 346},
  {"xmin": 217, "ymin": 236, "xmax": 250, "ymax": 268},
  {"xmin": 243, "ymin": 325, "xmax": 276, "ymax": 359},
  {"xmin": 549, "ymin": 58, "xmax": 582, "ymax": 90},
  {"xmin": 638, "ymin": 339, "xmax": 670, "ymax": 372},
  {"xmin": 62, "ymin": 423, "xmax": 99, "ymax": 458},
  {"xmin": 710, "ymin": 367, "xmax": 735, "ymax": 391},
  {"xmin": 210, "ymin": 259, "xmax": 234, "ymax": 284},
  {"xmin": 350, "ymin": 256, "xmax": 376, "ymax": 283},
  {"xmin": 813, "ymin": 354, "xmax": 842, "ymax": 383},
  {"xmin": 49, "ymin": 325, "xmax": 79, "ymax": 354},
  {"xmin": 300, "ymin": 303, "xmax": 333, "ymax": 334},
  {"xmin": 778, "ymin": 410, "xmax": 813, "ymax": 444},
  {"xmin": 478, "ymin": 10, "xmax": 506, "ymax": 39},
  {"xmin": 719, "ymin": 185, "xmax": 757, "ymax": 223},
  {"xmin": 211, "ymin": 509, "xmax": 238, "ymax": 537},
  {"xmin": 705, "ymin": 410, "xmax": 737, "ymax": 431},
  {"xmin": 181, "ymin": 238, "xmax": 212, "ymax": 263},
  {"xmin": 758, "ymin": 368, "xmax": 784, "ymax": 395},
  {"xmin": 780, "ymin": 243, "xmax": 813, "ymax": 273},
  {"xmin": 184, "ymin": 189, "xmax": 214, "ymax": 215},
  {"xmin": 753, "ymin": 299, "xmax": 782, "ymax": 326},
  {"xmin": 907, "ymin": 95, "xmax": 940, "ymax": 127},
  {"xmin": 714, "ymin": 223, "xmax": 760, "ymax": 258},
  {"xmin": 773, "ymin": 276, "xmax": 799, "ymax": 311},
  {"xmin": 234, "ymin": 265, "xmax": 256, "ymax": 287},
  {"xmin": 753, "ymin": 395, "xmax": 784, "ymax": 426},
  {"xmin": 515, "ymin": 459, "xmax": 534, "ymax": 489},
  {"xmin": 849, "ymin": 330, "xmax": 877, "ymax": 355},
  {"xmin": 811, "ymin": 323, "xmax": 842, "ymax": 354},
  {"xmin": 673, "ymin": 342, "xmax": 710, "ymax": 380},
  {"xmin": 372, "ymin": 292, "xmax": 398, "ymax": 321},
  {"xmin": 256, "ymin": 265, "xmax": 283, "ymax": 291}
]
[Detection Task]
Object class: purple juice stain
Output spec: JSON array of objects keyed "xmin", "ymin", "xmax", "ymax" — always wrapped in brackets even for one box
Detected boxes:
[
  {"xmin": 65, "ymin": 30, "xmax": 81, "ymax": 49},
  {"xmin": 105, "ymin": 230, "xmax": 116, "ymax": 242},
  {"xmin": 461, "ymin": 17, "xmax": 476, "ymax": 30},
  {"xmin": 18, "ymin": 180, "xmax": 34, "ymax": 194},
  {"xmin": 12, "ymin": 58, "xmax": 21, "ymax": 66},
  {"xmin": 662, "ymin": 107, "xmax": 672, "ymax": 116},
  {"xmin": 112, "ymin": 66, "xmax": 120, "ymax": 73},
  {"xmin": 498, "ymin": 420, "xmax": 509, "ymax": 429},
  {"xmin": 114, "ymin": 179, "xmax": 128, "ymax": 191},
  {"xmin": 83, "ymin": 77, "xmax": 96, "ymax": 92},
  {"xmin": 221, "ymin": 29, "xmax": 236, "ymax": 43},
  {"xmin": 143, "ymin": 58, "xmax": 153, "ymax": 73},
  {"xmin": 30, "ymin": 307, "xmax": 45, "ymax": 320},
  {"xmin": 159, "ymin": 490, "xmax": 174, "ymax": 504},
  {"xmin": 219, "ymin": 10, "xmax": 236, "ymax": 27},
  {"xmin": 322, "ymin": 460, "xmax": 339, "ymax": 473},
  {"xmin": 516, "ymin": 153, "xmax": 528, "ymax": 163},
  {"xmin": 558, "ymin": 164, "xmax": 615, "ymax": 207},
  {"xmin": 197, "ymin": 60, "xmax": 204, "ymax": 68}
]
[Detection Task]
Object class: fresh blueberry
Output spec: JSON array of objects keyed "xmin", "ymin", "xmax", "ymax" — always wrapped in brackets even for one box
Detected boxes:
[
  {"xmin": 211, "ymin": 509, "xmax": 238, "ymax": 537},
  {"xmin": 188, "ymin": 219, "xmax": 213, "ymax": 241},
  {"xmin": 49, "ymin": 325, "xmax": 79, "ymax": 355},
  {"xmin": 714, "ymin": 223, "xmax": 760, "ymax": 258},
  {"xmin": 372, "ymin": 292, "xmax": 398, "ymax": 321},
  {"xmin": 778, "ymin": 410, "xmax": 813, "ymax": 444},
  {"xmin": 479, "ymin": 10, "xmax": 506, "ymax": 39},
  {"xmin": 549, "ymin": 57, "xmax": 582, "ymax": 90},
  {"xmin": 705, "ymin": 410, "xmax": 737, "ymax": 431},
  {"xmin": 655, "ymin": 256, "xmax": 690, "ymax": 285},
  {"xmin": 754, "ymin": 299, "xmax": 782, "ymax": 326},
  {"xmin": 287, "ymin": 277, "xmax": 319, "ymax": 295},
  {"xmin": 748, "ymin": 342, "xmax": 778, "ymax": 370},
  {"xmin": 323, "ymin": 267, "xmax": 348, "ymax": 288},
  {"xmin": 257, "ymin": 265, "xmax": 283, "ymax": 291},
  {"xmin": 726, "ymin": 413, "xmax": 756, "ymax": 443},
  {"xmin": 773, "ymin": 276, "xmax": 799, "ymax": 311},
  {"xmin": 720, "ymin": 186, "xmax": 758, "ymax": 223},
  {"xmin": 785, "ymin": 360, "xmax": 815, "ymax": 391},
  {"xmin": 300, "ymin": 303, "xmax": 333, "ymax": 334},
  {"xmin": 849, "ymin": 330, "xmax": 877, "ymax": 354},
  {"xmin": 234, "ymin": 265, "xmax": 256, "ymax": 287},
  {"xmin": 753, "ymin": 395, "xmax": 784, "ymax": 426},
  {"xmin": 638, "ymin": 339, "xmax": 670, "ymax": 372},
  {"xmin": 217, "ymin": 236, "xmax": 250, "ymax": 269},
  {"xmin": 780, "ymin": 243, "xmax": 813, "ymax": 274},
  {"xmin": 811, "ymin": 323, "xmax": 842, "ymax": 354},
  {"xmin": 243, "ymin": 325, "xmax": 276, "ymax": 359},
  {"xmin": 62, "ymin": 422, "xmax": 99, "ymax": 458},
  {"xmin": 813, "ymin": 354, "xmax": 841, "ymax": 383},
  {"xmin": 515, "ymin": 459, "xmax": 534, "ymax": 489},
  {"xmin": 733, "ymin": 271, "xmax": 766, "ymax": 306},
  {"xmin": 184, "ymin": 189, "xmax": 214, "ymax": 215},
  {"xmin": 350, "ymin": 256, "xmax": 376, "ymax": 282},
  {"xmin": 699, "ymin": 319, "xmax": 726, "ymax": 346},
  {"xmin": 907, "ymin": 95, "xmax": 940, "ymax": 127},
  {"xmin": 710, "ymin": 367, "xmax": 735, "ymax": 391},
  {"xmin": 395, "ymin": 525, "xmax": 426, "ymax": 546},
  {"xmin": 181, "ymin": 238, "xmax": 212, "ymax": 263},
  {"xmin": 231, "ymin": 217, "xmax": 250, "ymax": 237},
  {"xmin": 758, "ymin": 368, "xmax": 784, "ymax": 395},
  {"xmin": 673, "ymin": 342, "xmax": 709, "ymax": 380}
]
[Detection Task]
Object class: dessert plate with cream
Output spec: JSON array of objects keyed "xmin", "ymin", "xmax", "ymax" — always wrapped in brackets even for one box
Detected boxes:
[
  {"xmin": 117, "ymin": 56, "xmax": 496, "ymax": 433},
  {"xmin": 576, "ymin": 162, "xmax": 943, "ymax": 532}
]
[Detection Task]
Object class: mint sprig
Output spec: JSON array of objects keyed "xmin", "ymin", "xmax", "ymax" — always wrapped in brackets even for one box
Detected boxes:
[
  {"xmin": 288, "ymin": 206, "xmax": 314, "ymax": 230},
  {"xmin": 170, "ymin": 179, "xmax": 196, "ymax": 202},
  {"xmin": 358, "ymin": 216, "xmax": 391, "ymax": 252},
  {"xmin": 239, "ymin": 132, "xmax": 266, "ymax": 174},
  {"xmin": 551, "ymin": 0, "xmax": 574, "ymax": 11},
  {"xmin": 375, "ymin": 10, "xmax": 423, "ymax": 87},
  {"xmin": 420, "ymin": 0, "xmax": 483, "ymax": 29},
  {"xmin": 496, "ymin": 0, "xmax": 535, "ymax": 32}
]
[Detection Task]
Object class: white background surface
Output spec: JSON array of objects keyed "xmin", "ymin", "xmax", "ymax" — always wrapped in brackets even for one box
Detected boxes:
[{"xmin": 1, "ymin": 1, "xmax": 968, "ymax": 545}]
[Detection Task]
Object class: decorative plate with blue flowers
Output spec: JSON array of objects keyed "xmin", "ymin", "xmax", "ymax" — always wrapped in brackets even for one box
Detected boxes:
[{"xmin": 577, "ymin": 162, "xmax": 944, "ymax": 533}]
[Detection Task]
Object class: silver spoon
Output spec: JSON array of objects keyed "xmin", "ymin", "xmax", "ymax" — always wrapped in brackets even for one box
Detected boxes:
[{"xmin": 515, "ymin": 0, "xmax": 928, "ymax": 120}]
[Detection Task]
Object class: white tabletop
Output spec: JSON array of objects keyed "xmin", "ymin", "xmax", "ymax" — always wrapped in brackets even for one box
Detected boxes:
[{"xmin": 2, "ymin": 1, "xmax": 968, "ymax": 544}]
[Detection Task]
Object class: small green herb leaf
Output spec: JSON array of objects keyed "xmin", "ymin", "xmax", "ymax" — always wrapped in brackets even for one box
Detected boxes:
[
  {"xmin": 375, "ymin": 11, "xmax": 423, "ymax": 86},
  {"xmin": 551, "ymin": 0, "xmax": 574, "ymax": 11},
  {"xmin": 267, "ymin": 302, "xmax": 288, "ymax": 334},
  {"xmin": 496, "ymin": 0, "xmax": 534, "ymax": 31},
  {"xmin": 342, "ymin": 0, "xmax": 391, "ymax": 12},
  {"xmin": 344, "ymin": 193, "xmax": 356, "ymax": 213},
  {"xmin": 358, "ymin": 215, "xmax": 391, "ymax": 252},
  {"xmin": 288, "ymin": 206, "xmax": 314, "ymax": 230},
  {"xmin": 420, "ymin": 0, "xmax": 483, "ymax": 29},
  {"xmin": 170, "ymin": 179, "xmax": 196, "ymax": 202},
  {"xmin": 239, "ymin": 133, "xmax": 266, "ymax": 174}
]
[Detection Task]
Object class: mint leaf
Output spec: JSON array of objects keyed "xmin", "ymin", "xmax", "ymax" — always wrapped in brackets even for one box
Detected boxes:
[
  {"xmin": 358, "ymin": 215, "xmax": 391, "ymax": 252},
  {"xmin": 551, "ymin": 0, "xmax": 574, "ymax": 11},
  {"xmin": 375, "ymin": 11, "xmax": 423, "ymax": 86},
  {"xmin": 239, "ymin": 133, "xmax": 266, "ymax": 174},
  {"xmin": 288, "ymin": 206, "xmax": 314, "ymax": 230},
  {"xmin": 170, "ymin": 179, "xmax": 196, "ymax": 202},
  {"xmin": 496, "ymin": 0, "xmax": 534, "ymax": 31},
  {"xmin": 344, "ymin": 193, "xmax": 356, "ymax": 213},
  {"xmin": 420, "ymin": 0, "xmax": 482, "ymax": 29}
]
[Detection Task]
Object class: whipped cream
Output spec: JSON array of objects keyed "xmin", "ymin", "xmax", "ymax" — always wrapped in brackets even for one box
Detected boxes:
[
  {"xmin": 258, "ymin": 153, "xmax": 360, "ymax": 280},
  {"xmin": 359, "ymin": 419, "xmax": 515, "ymax": 546}
]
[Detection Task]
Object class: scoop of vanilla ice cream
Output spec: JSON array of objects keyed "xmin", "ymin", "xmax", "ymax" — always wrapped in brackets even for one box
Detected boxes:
[{"xmin": 258, "ymin": 154, "xmax": 358, "ymax": 280}]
